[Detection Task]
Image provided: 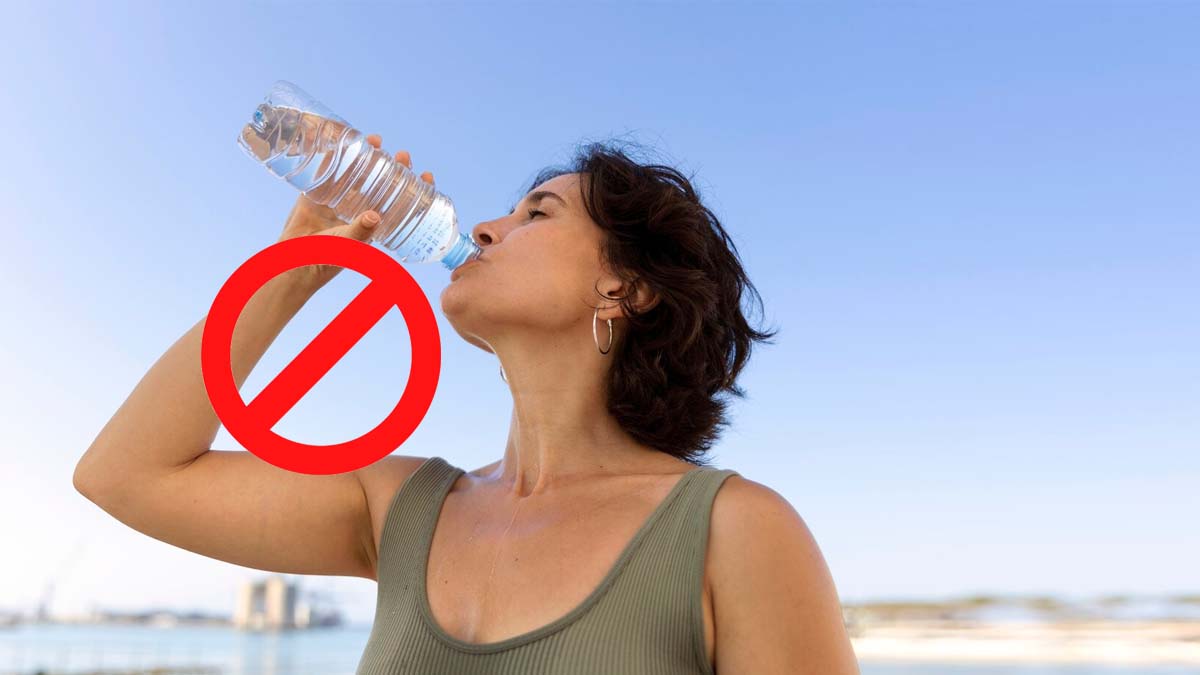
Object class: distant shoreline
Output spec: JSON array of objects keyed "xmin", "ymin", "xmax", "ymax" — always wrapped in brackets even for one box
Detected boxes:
[
  {"xmin": 8, "ymin": 595, "xmax": 1199, "ymax": 667},
  {"xmin": 850, "ymin": 619, "xmax": 1200, "ymax": 666}
]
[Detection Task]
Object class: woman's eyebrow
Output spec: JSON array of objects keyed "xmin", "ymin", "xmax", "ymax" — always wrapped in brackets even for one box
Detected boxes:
[{"xmin": 509, "ymin": 190, "xmax": 568, "ymax": 214}]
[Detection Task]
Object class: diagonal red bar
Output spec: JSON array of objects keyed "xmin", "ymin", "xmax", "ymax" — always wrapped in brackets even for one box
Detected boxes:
[{"xmin": 247, "ymin": 281, "xmax": 397, "ymax": 429}]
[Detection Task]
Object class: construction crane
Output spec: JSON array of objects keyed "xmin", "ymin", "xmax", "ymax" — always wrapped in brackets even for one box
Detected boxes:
[{"xmin": 36, "ymin": 537, "xmax": 86, "ymax": 622}]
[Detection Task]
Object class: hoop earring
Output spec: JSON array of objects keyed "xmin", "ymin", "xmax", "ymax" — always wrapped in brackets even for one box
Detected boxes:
[
  {"xmin": 593, "ymin": 307, "xmax": 613, "ymax": 355},
  {"xmin": 499, "ymin": 362, "xmax": 508, "ymax": 383}
]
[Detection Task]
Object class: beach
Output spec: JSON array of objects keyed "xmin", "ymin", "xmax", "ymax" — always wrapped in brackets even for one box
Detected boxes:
[{"xmin": 852, "ymin": 618, "xmax": 1200, "ymax": 666}]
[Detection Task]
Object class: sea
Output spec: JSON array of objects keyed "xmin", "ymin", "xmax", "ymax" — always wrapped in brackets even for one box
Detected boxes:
[{"xmin": 0, "ymin": 623, "xmax": 1195, "ymax": 675}]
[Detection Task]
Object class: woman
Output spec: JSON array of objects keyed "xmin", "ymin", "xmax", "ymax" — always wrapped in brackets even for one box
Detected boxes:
[{"xmin": 73, "ymin": 135, "xmax": 860, "ymax": 674}]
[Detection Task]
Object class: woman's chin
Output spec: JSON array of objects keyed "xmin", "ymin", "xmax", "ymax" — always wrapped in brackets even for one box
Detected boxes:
[
  {"xmin": 439, "ymin": 285, "xmax": 488, "ymax": 334},
  {"xmin": 439, "ymin": 282, "xmax": 469, "ymax": 316}
]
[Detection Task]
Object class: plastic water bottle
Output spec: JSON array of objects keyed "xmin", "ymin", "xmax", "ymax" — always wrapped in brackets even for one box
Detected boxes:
[{"xmin": 237, "ymin": 80, "xmax": 482, "ymax": 270}]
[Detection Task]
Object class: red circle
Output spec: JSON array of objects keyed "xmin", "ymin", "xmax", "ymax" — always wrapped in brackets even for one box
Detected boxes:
[{"xmin": 201, "ymin": 236, "xmax": 441, "ymax": 475}]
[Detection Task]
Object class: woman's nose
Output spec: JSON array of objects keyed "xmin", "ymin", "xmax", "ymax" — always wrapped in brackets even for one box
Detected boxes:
[{"xmin": 471, "ymin": 220, "xmax": 499, "ymax": 246}]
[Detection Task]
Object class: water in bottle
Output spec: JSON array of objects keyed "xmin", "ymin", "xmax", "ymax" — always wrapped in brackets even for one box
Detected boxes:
[{"xmin": 237, "ymin": 81, "xmax": 482, "ymax": 270}]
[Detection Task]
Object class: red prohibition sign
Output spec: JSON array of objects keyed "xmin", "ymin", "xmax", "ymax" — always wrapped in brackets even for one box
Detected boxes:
[{"xmin": 201, "ymin": 235, "xmax": 441, "ymax": 476}]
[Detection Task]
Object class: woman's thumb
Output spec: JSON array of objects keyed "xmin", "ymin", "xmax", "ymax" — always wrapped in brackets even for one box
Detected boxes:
[{"xmin": 347, "ymin": 210, "xmax": 381, "ymax": 240}]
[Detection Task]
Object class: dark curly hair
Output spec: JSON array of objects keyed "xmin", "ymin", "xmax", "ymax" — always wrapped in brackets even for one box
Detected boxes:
[{"xmin": 520, "ymin": 139, "xmax": 778, "ymax": 466}]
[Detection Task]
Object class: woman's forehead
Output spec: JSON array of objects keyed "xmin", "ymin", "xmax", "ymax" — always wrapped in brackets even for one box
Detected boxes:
[
  {"xmin": 514, "ymin": 173, "xmax": 581, "ymax": 212},
  {"xmin": 532, "ymin": 173, "xmax": 580, "ymax": 200}
]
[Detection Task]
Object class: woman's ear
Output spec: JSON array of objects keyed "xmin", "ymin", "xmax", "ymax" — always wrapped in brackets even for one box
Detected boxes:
[
  {"xmin": 630, "ymin": 278, "xmax": 660, "ymax": 315},
  {"xmin": 612, "ymin": 277, "xmax": 659, "ymax": 318},
  {"xmin": 597, "ymin": 276, "xmax": 658, "ymax": 320}
]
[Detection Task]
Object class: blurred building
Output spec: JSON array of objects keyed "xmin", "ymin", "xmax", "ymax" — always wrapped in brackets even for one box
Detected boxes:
[
  {"xmin": 233, "ymin": 574, "xmax": 342, "ymax": 630},
  {"xmin": 234, "ymin": 574, "xmax": 297, "ymax": 630}
]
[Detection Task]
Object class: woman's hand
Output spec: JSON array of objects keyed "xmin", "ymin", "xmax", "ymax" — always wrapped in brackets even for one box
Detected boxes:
[{"xmin": 277, "ymin": 133, "xmax": 436, "ymax": 292}]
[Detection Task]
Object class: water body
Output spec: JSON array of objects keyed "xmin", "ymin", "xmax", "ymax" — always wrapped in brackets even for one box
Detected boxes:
[{"xmin": 0, "ymin": 624, "xmax": 1192, "ymax": 675}]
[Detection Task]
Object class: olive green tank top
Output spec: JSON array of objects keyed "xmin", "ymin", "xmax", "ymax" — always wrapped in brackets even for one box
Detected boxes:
[{"xmin": 356, "ymin": 456, "xmax": 740, "ymax": 675}]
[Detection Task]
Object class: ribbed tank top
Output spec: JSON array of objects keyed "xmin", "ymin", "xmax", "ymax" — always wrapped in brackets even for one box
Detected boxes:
[{"xmin": 355, "ymin": 456, "xmax": 740, "ymax": 675}]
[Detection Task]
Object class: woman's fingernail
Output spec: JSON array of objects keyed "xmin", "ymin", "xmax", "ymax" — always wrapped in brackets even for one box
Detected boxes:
[{"xmin": 364, "ymin": 212, "xmax": 380, "ymax": 225}]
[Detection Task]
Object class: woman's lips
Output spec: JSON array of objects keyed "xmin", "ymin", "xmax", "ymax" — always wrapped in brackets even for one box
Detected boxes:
[{"xmin": 450, "ymin": 258, "xmax": 483, "ymax": 281}]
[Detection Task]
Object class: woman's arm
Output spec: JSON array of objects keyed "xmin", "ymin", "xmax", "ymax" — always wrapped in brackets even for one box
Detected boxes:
[
  {"xmin": 709, "ymin": 477, "xmax": 861, "ymax": 674},
  {"xmin": 72, "ymin": 209, "xmax": 396, "ymax": 580},
  {"xmin": 74, "ymin": 270, "xmax": 309, "ymax": 484}
]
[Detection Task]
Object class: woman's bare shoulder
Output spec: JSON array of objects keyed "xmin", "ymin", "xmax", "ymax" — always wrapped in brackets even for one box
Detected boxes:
[
  {"xmin": 358, "ymin": 455, "xmax": 433, "ymax": 499},
  {"xmin": 707, "ymin": 475, "xmax": 860, "ymax": 673}
]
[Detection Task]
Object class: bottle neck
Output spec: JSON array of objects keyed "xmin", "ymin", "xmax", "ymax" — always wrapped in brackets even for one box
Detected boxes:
[{"xmin": 441, "ymin": 232, "xmax": 483, "ymax": 271}]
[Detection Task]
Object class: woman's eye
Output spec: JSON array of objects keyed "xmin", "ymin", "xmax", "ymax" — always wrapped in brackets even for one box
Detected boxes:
[{"xmin": 527, "ymin": 209, "xmax": 547, "ymax": 219}]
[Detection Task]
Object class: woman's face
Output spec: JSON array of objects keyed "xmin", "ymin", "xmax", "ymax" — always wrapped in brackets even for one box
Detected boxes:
[{"xmin": 439, "ymin": 172, "xmax": 619, "ymax": 353}]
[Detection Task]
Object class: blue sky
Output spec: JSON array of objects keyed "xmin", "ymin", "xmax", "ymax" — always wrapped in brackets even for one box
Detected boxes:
[{"xmin": 0, "ymin": 2, "xmax": 1196, "ymax": 625}]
